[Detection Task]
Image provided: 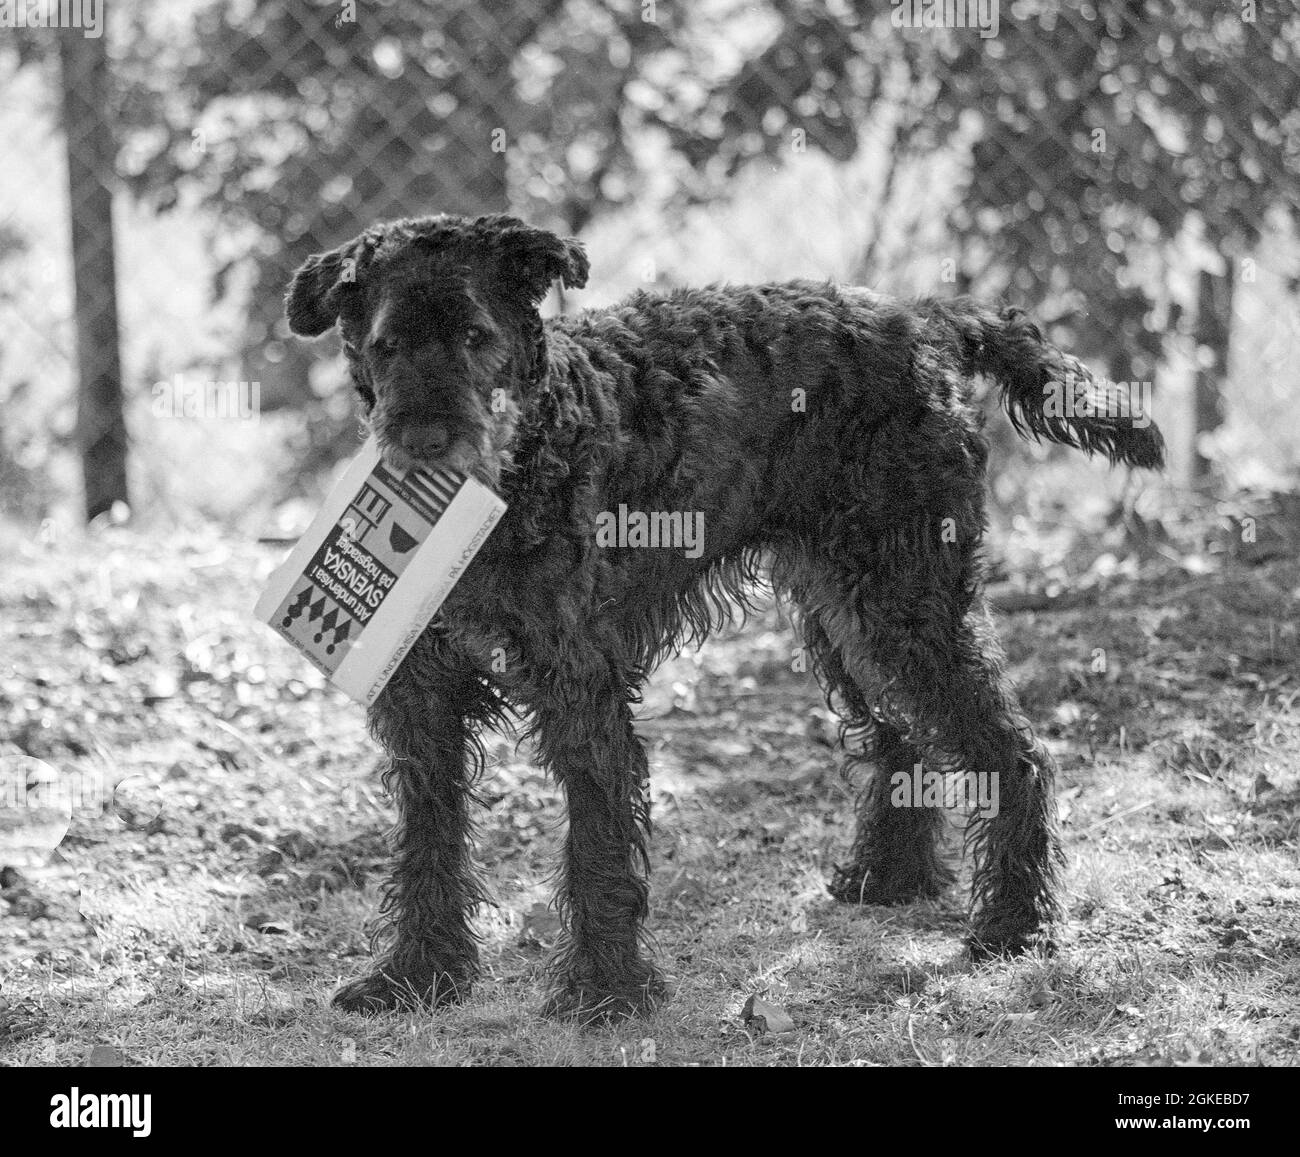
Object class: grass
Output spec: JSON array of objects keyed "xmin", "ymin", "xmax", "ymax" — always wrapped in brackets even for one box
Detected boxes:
[{"xmin": 0, "ymin": 518, "xmax": 1297, "ymax": 1066}]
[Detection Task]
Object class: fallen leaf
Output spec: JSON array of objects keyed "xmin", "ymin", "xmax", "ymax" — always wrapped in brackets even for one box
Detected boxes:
[{"xmin": 741, "ymin": 995, "xmax": 795, "ymax": 1034}]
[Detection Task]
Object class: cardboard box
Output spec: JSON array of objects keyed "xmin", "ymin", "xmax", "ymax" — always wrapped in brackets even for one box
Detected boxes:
[{"xmin": 254, "ymin": 439, "xmax": 506, "ymax": 705}]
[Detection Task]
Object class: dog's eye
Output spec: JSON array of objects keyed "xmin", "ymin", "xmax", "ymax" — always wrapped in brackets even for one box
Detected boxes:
[{"xmin": 464, "ymin": 326, "xmax": 487, "ymax": 349}]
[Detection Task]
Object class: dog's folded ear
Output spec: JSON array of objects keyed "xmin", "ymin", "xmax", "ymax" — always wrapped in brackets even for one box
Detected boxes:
[
  {"xmin": 488, "ymin": 219, "xmax": 589, "ymax": 302},
  {"xmin": 285, "ymin": 235, "xmax": 373, "ymax": 336}
]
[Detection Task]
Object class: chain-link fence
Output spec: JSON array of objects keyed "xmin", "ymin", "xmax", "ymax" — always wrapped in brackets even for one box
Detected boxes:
[{"xmin": 2, "ymin": 0, "xmax": 1298, "ymax": 523}]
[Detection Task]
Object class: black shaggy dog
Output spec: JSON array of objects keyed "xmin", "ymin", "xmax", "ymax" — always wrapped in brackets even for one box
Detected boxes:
[{"xmin": 285, "ymin": 213, "xmax": 1164, "ymax": 1022}]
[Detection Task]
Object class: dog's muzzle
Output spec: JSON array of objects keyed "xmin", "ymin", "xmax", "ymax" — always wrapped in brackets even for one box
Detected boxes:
[{"xmin": 379, "ymin": 420, "xmax": 483, "ymax": 477}]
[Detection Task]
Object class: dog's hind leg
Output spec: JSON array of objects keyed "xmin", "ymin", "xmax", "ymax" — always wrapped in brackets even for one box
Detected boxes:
[
  {"xmin": 333, "ymin": 632, "xmax": 492, "ymax": 1014},
  {"xmin": 798, "ymin": 542, "xmax": 1063, "ymax": 957},
  {"xmin": 798, "ymin": 608, "xmax": 954, "ymax": 905},
  {"xmin": 948, "ymin": 599, "xmax": 1065, "ymax": 958},
  {"xmin": 830, "ymin": 721, "xmax": 956, "ymax": 905}
]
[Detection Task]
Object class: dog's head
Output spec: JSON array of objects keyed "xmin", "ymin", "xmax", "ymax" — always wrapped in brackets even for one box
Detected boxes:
[{"xmin": 284, "ymin": 214, "xmax": 587, "ymax": 482}]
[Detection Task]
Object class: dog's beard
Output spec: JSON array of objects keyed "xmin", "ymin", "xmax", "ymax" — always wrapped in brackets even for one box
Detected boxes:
[
  {"xmin": 371, "ymin": 402, "xmax": 517, "ymax": 493},
  {"xmin": 378, "ymin": 434, "xmax": 479, "ymax": 476}
]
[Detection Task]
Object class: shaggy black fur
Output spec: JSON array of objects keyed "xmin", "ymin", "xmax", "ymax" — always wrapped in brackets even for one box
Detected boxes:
[{"xmin": 285, "ymin": 213, "xmax": 1164, "ymax": 1022}]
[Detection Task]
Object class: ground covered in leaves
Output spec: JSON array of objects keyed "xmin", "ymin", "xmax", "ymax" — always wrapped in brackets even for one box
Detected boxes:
[{"xmin": 0, "ymin": 509, "xmax": 1297, "ymax": 1067}]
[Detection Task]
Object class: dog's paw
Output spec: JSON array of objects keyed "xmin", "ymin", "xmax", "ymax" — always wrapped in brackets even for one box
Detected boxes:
[
  {"xmin": 541, "ymin": 971, "xmax": 665, "ymax": 1026},
  {"xmin": 331, "ymin": 967, "xmax": 470, "ymax": 1015}
]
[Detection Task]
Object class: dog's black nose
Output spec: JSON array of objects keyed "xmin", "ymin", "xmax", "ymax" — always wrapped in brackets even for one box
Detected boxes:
[{"xmin": 400, "ymin": 424, "xmax": 450, "ymax": 460}]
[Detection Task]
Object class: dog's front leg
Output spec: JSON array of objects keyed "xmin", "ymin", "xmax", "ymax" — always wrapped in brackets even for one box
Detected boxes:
[
  {"xmin": 530, "ymin": 676, "xmax": 663, "ymax": 1023},
  {"xmin": 333, "ymin": 634, "xmax": 491, "ymax": 1013}
]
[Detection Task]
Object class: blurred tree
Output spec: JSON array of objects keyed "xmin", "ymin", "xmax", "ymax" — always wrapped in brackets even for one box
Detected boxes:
[
  {"xmin": 13, "ymin": 0, "xmax": 1299, "ymax": 498},
  {"xmin": 922, "ymin": 0, "xmax": 1300, "ymax": 481},
  {"xmin": 655, "ymin": 1, "xmax": 1300, "ymax": 481},
  {"xmin": 61, "ymin": 26, "xmax": 129, "ymax": 521},
  {"xmin": 2, "ymin": 22, "xmax": 131, "ymax": 520},
  {"xmin": 111, "ymin": 0, "xmax": 679, "ymax": 479},
  {"xmin": 118, "ymin": 1, "xmax": 560, "ymax": 417}
]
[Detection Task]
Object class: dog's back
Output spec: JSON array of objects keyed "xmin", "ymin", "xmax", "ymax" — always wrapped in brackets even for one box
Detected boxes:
[{"xmin": 541, "ymin": 281, "xmax": 1163, "ymax": 563}]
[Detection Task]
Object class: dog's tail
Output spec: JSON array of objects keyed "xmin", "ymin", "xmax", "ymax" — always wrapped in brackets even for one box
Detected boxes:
[{"xmin": 936, "ymin": 299, "xmax": 1165, "ymax": 469}]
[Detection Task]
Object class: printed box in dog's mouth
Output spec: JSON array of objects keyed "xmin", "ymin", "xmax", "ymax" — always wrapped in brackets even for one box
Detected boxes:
[{"xmin": 254, "ymin": 438, "xmax": 506, "ymax": 705}]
